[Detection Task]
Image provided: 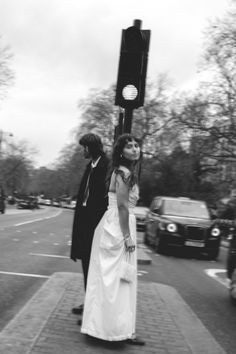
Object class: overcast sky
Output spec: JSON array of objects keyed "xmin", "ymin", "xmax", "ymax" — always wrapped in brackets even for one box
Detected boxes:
[{"xmin": 0, "ymin": 0, "xmax": 231, "ymax": 167}]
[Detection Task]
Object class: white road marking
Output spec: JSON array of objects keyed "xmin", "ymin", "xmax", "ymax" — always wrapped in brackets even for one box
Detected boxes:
[
  {"xmin": 32, "ymin": 231, "xmax": 37, "ymax": 234},
  {"xmin": 14, "ymin": 210, "xmax": 62, "ymax": 226},
  {"xmin": 30, "ymin": 252, "xmax": 68, "ymax": 259},
  {"xmin": 13, "ymin": 238, "xmax": 19, "ymax": 241},
  {"xmin": 138, "ymin": 270, "xmax": 148, "ymax": 274},
  {"xmin": 0, "ymin": 271, "xmax": 49, "ymax": 278},
  {"xmin": 204, "ymin": 269, "xmax": 230, "ymax": 288},
  {"xmin": 15, "ymin": 218, "xmax": 43, "ymax": 226},
  {"xmin": 53, "ymin": 243, "xmax": 59, "ymax": 245},
  {"xmin": 33, "ymin": 241, "xmax": 39, "ymax": 244}
]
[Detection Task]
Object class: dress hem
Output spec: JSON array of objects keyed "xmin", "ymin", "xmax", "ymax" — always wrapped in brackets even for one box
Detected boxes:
[{"xmin": 81, "ymin": 328, "xmax": 134, "ymax": 341}]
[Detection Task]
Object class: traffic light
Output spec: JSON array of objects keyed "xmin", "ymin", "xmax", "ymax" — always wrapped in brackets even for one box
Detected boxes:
[{"xmin": 115, "ymin": 25, "xmax": 150, "ymax": 109}]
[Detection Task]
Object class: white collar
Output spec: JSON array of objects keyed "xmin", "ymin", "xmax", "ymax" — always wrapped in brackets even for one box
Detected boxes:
[{"xmin": 91, "ymin": 156, "xmax": 101, "ymax": 168}]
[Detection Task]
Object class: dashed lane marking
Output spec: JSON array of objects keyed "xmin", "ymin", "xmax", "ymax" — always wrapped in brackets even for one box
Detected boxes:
[
  {"xmin": 14, "ymin": 218, "xmax": 43, "ymax": 226},
  {"xmin": 14, "ymin": 210, "xmax": 62, "ymax": 226},
  {"xmin": 204, "ymin": 269, "xmax": 230, "ymax": 288},
  {"xmin": 0, "ymin": 271, "xmax": 49, "ymax": 278},
  {"xmin": 30, "ymin": 252, "xmax": 68, "ymax": 259}
]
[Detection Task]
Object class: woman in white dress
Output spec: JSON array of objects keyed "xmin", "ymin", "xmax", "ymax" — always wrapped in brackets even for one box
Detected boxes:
[{"xmin": 81, "ymin": 133, "xmax": 145, "ymax": 345}]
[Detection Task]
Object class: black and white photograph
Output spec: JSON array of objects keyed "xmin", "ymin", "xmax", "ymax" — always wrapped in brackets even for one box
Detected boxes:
[{"xmin": 0, "ymin": 0, "xmax": 236, "ymax": 353}]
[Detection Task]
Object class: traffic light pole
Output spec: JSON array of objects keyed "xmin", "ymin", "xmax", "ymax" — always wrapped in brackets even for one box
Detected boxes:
[
  {"xmin": 118, "ymin": 111, "xmax": 124, "ymax": 135},
  {"xmin": 114, "ymin": 111, "xmax": 124, "ymax": 142},
  {"xmin": 123, "ymin": 108, "xmax": 133, "ymax": 133}
]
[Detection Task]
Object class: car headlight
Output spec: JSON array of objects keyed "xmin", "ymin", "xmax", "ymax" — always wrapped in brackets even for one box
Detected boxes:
[
  {"xmin": 167, "ymin": 223, "xmax": 177, "ymax": 233},
  {"xmin": 211, "ymin": 227, "xmax": 220, "ymax": 237}
]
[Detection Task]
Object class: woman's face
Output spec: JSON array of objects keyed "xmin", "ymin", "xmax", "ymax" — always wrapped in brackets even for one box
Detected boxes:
[{"xmin": 122, "ymin": 139, "xmax": 140, "ymax": 161}]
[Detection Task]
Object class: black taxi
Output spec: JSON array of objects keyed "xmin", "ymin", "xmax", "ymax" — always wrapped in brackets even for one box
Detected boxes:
[{"xmin": 144, "ymin": 196, "xmax": 221, "ymax": 260}]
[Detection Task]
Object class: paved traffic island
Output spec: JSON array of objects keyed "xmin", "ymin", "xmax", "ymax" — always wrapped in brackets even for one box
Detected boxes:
[{"xmin": 0, "ymin": 272, "xmax": 225, "ymax": 354}]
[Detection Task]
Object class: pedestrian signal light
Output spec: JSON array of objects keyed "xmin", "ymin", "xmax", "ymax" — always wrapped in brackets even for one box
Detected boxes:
[
  {"xmin": 115, "ymin": 25, "xmax": 150, "ymax": 109},
  {"xmin": 122, "ymin": 85, "xmax": 138, "ymax": 100}
]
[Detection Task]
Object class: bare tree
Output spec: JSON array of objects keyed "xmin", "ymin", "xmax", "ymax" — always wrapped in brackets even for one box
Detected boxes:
[
  {"xmin": 0, "ymin": 37, "xmax": 14, "ymax": 99},
  {"xmin": 0, "ymin": 139, "xmax": 37, "ymax": 195},
  {"xmin": 177, "ymin": 6, "xmax": 236, "ymax": 161},
  {"xmin": 74, "ymin": 74, "xmax": 180, "ymax": 159}
]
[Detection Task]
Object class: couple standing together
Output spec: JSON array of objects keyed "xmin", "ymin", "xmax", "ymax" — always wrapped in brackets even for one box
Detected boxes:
[{"xmin": 70, "ymin": 132, "xmax": 145, "ymax": 346}]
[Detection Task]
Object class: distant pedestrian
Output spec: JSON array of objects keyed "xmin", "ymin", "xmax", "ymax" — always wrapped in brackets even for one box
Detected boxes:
[
  {"xmin": 81, "ymin": 133, "xmax": 145, "ymax": 345},
  {"xmin": 0, "ymin": 186, "xmax": 5, "ymax": 214},
  {"xmin": 70, "ymin": 133, "xmax": 109, "ymax": 318}
]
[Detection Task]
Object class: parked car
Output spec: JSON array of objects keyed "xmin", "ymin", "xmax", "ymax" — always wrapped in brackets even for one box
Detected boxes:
[
  {"xmin": 226, "ymin": 223, "xmax": 236, "ymax": 305},
  {"xmin": 52, "ymin": 199, "xmax": 61, "ymax": 207},
  {"xmin": 144, "ymin": 196, "xmax": 221, "ymax": 260},
  {"xmin": 44, "ymin": 199, "xmax": 52, "ymax": 206},
  {"xmin": 134, "ymin": 206, "xmax": 149, "ymax": 231},
  {"xmin": 7, "ymin": 195, "xmax": 16, "ymax": 205},
  {"xmin": 70, "ymin": 200, "xmax": 76, "ymax": 209},
  {"xmin": 17, "ymin": 196, "xmax": 39, "ymax": 210}
]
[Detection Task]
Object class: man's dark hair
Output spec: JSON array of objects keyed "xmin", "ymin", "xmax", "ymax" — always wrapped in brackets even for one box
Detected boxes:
[{"xmin": 79, "ymin": 133, "xmax": 104, "ymax": 158}]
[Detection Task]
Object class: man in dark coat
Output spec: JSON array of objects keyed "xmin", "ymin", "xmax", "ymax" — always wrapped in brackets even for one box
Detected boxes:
[{"xmin": 70, "ymin": 133, "xmax": 109, "ymax": 316}]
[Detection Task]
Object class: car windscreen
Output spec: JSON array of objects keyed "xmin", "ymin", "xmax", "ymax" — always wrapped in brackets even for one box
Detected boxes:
[{"xmin": 163, "ymin": 199, "xmax": 210, "ymax": 219}]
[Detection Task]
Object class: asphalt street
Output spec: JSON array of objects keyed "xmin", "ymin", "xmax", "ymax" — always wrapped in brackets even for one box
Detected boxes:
[{"xmin": 0, "ymin": 206, "xmax": 236, "ymax": 353}]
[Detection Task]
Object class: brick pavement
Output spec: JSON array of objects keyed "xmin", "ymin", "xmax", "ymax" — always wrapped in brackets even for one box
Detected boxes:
[
  {"xmin": 0, "ymin": 239, "xmax": 227, "ymax": 354},
  {"xmin": 0, "ymin": 265, "xmax": 226, "ymax": 354},
  {"xmin": 0, "ymin": 210, "xmax": 229, "ymax": 353}
]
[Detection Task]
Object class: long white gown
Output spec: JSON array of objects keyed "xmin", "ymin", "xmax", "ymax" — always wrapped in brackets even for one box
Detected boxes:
[{"xmin": 81, "ymin": 183, "xmax": 139, "ymax": 341}]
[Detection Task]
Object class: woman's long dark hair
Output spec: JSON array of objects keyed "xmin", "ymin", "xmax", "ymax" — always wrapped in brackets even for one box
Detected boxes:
[{"xmin": 107, "ymin": 133, "xmax": 142, "ymax": 189}]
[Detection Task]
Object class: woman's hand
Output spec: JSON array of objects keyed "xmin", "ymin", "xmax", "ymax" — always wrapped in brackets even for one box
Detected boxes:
[{"xmin": 124, "ymin": 236, "xmax": 136, "ymax": 253}]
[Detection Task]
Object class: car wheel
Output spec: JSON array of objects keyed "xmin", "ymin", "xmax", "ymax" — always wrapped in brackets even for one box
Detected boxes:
[{"xmin": 207, "ymin": 247, "xmax": 220, "ymax": 261}]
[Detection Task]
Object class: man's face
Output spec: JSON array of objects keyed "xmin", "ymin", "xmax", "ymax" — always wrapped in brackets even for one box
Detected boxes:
[{"xmin": 83, "ymin": 145, "xmax": 91, "ymax": 159}]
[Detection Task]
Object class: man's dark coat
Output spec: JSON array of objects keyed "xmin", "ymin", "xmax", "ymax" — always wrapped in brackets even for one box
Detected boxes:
[{"xmin": 70, "ymin": 154, "xmax": 109, "ymax": 261}]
